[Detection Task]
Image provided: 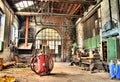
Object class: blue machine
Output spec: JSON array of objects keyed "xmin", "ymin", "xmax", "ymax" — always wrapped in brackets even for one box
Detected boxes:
[
  {"xmin": 109, "ymin": 63, "xmax": 116, "ymax": 79},
  {"xmin": 102, "ymin": 20, "xmax": 120, "ymax": 38},
  {"xmin": 116, "ymin": 65, "xmax": 120, "ymax": 79}
]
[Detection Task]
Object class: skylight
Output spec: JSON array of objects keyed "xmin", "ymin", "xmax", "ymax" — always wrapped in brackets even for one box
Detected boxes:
[{"xmin": 15, "ymin": 1, "xmax": 34, "ymax": 11}]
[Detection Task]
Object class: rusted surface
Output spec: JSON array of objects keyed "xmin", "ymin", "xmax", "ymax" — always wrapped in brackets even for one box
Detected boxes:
[{"xmin": 25, "ymin": 17, "xmax": 29, "ymax": 47}]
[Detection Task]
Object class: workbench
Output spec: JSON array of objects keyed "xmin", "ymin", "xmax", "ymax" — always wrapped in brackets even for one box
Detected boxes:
[{"xmin": 80, "ymin": 54, "xmax": 101, "ymax": 72}]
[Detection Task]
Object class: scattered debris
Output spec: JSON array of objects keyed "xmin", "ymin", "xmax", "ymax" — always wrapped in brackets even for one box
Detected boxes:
[
  {"xmin": 13, "ymin": 63, "xmax": 29, "ymax": 68},
  {"xmin": 3, "ymin": 61, "xmax": 15, "ymax": 69}
]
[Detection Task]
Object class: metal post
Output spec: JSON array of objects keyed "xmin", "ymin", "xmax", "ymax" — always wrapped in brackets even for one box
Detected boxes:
[
  {"xmin": 108, "ymin": 0, "xmax": 113, "ymax": 28},
  {"xmin": 25, "ymin": 17, "xmax": 29, "ymax": 47}
]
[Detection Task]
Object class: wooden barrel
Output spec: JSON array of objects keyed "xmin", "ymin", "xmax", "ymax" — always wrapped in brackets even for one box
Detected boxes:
[{"xmin": 0, "ymin": 58, "xmax": 3, "ymax": 71}]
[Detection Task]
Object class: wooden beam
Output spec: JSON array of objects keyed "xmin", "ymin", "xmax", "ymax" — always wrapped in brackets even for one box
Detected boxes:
[
  {"xmin": 11, "ymin": 0, "xmax": 96, "ymax": 4},
  {"xmin": 62, "ymin": 3, "xmax": 69, "ymax": 13},
  {"xmin": 71, "ymin": 4, "xmax": 81, "ymax": 14},
  {"xmin": 3, "ymin": 61, "xmax": 16, "ymax": 68},
  {"xmin": 60, "ymin": 3, "xmax": 65, "ymax": 13},
  {"xmin": 67, "ymin": 4, "xmax": 74, "ymax": 14},
  {"xmin": 35, "ymin": 22, "xmax": 75, "ymax": 27},
  {"xmin": 37, "ymin": 0, "xmax": 96, "ymax": 5},
  {"xmin": 15, "ymin": 12, "xmax": 81, "ymax": 17},
  {"xmin": 19, "ymin": 0, "xmax": 96, "ymax": 4},
  {"xmin": 70, "ymin": 4, "xmax": 78, "ymax": 14}
]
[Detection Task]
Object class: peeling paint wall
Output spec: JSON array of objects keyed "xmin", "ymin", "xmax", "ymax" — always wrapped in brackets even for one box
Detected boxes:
[
  {"xmin": 0, "ymin": 1, "xmax": 19, "ymax": 62},
  {"xmin": 101, "ymin": 0, "xmax": 119, "ymax": 27},
  {"xmin": 76, "ymin": 0, "xmax": 119, "ymax": 49},
  {"xmin": 76, "ymin": 18, "xmax": 83, "ymax": 49},
  {"xmin": 20, "ymin": 17, "xmax": 74, "ymax": 61},
  {"xmin": 75, "ymin": 0, "xmax": 119, "ymax": 61}
]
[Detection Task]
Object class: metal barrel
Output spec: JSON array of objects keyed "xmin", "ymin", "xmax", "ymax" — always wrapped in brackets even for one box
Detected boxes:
[
  {"xmin": 116, "ymin": 65, "xmax": 120, "ymax": 79},
  {"xmin": 109, "ymin": 63, "xmax": 116, "ymax": 79}
]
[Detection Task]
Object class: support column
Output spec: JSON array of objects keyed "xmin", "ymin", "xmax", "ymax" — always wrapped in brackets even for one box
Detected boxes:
[
  {"xmin": 108, "ymin": 0, "xmax": 113, "ymax": 28},
  {"xmin": 25, "ymin": 16, "xmax": 29, "ymax": 47}
]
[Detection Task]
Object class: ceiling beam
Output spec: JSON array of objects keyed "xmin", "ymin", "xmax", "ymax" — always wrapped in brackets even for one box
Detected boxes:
[
  {"xmin": 62, "ymin": 3, "xmax": 69, "ymax": 14},
  {"xmin": 35, "ymin": 22, "xmax": 75, "ymax": 27},
  {"xmin": 37, "ymin": 0, "xmax": 96, "ymax": 5},
  {"xmin": 70, "ymin": 4, "xmax": 81, "ymax": 14},
  {"xmin": 67, "ymin": 4, "xmax": 74, "ymax": 14},
  {"xmin": 60, "ymin": 3, "xmax": 65, "ymax": 13},
  {"xmin": 15, "ymin": 12, "xmax": 82, "ymax": 17},
  {"xmin": 14, "ymin": 0, "xmax": 96, "ymax": 4},
  {"xmin": 70, "ymin": 4, "xmax": 78, "ymax": 14}
]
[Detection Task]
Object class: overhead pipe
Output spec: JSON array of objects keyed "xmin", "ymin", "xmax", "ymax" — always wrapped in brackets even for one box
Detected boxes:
[
  {"xmin": 25, "ymin": 16, "xmax": 29, "ymax": 47},
  {"xmin": 15, "ymin": 12, "xmax": 81, "ymax": 18}
]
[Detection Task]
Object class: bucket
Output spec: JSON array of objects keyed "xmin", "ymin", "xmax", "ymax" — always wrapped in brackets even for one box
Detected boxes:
[
  {"xmin": 0, "ymin": 58, "xmax": 3, "ymax": 71},
  {"xmin": 109, "ymin": 63, "xmax": 116, "ymax": 79},
  {"xmin": 116, "ymin": 65, "xmax": 120, "ymax": 79}
]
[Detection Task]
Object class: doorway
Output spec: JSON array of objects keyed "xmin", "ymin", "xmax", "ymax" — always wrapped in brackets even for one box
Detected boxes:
[
  {"xmin": 102, "ymin": 41, "xmax": 107, "ymax": 62},
  {"xmin": 102, "ymin": 38, "xmax": 120, "ymax": 62}
]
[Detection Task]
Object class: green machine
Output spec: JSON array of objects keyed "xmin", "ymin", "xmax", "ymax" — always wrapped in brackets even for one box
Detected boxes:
[
  {"xmin": 102, "ymin": 20, "xmax": 120, "ymax": 63},
  {"xmin": 107, "ymin": 38, "xmax": 119, "ymax": 62}
]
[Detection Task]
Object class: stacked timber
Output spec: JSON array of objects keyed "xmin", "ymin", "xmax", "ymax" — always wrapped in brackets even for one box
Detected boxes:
[{"xmin": 3, "ymin": 61, "xmax": 15, "ymax": 69}]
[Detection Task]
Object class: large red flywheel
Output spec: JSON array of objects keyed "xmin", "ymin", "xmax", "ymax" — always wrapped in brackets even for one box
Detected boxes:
[{"xmin": 30, "ymin": 54, "xmax": 54, "ymax": 75}]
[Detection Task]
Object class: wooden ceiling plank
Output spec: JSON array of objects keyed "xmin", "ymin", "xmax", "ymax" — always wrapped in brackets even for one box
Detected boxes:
[
  {"xmin": 71, "ymin": 4, "xmax": 81, "ymax": 14},
  {"xmin": 37, "ymin": 0, "xmax": 96, "ymax": 5},
  {"xmin": 69, "ymin": 4, "xmax": 78, "ymax": 14},
  {"xmin": 60, "ymin": 3, "xmax": 65, "ymax": 13},
  {"xmin": 67, "ymin": 4, "xmax": 74, "ymax": 14},
  {"xmin": 62, "ymin": 3, "xmax": 69, "ymax": 14},
  {"xmin": 66, "ymin": 3, "xmax": 71, "ymax": 14}
]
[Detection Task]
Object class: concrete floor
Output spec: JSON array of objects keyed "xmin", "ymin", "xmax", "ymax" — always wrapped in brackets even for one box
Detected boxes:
[{"xmin": 0, "ymin": 62, "xmax": 119, "ymax": 82}]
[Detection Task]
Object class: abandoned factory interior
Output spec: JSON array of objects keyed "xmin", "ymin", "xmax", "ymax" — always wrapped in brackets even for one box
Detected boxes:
[{"xmin": 0, "ymin": 0, "xmax": 120, "ymax": 82}]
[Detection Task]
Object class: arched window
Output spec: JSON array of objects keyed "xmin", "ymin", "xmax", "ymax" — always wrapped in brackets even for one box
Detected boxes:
[{"xmin": 36, "ymin": 28, "xmax": 61, "ymax": 55}]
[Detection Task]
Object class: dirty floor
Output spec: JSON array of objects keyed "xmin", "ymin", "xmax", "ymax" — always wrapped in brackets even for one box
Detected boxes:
[{"xmin": 0, "ymin": 62, "xmax": 120, "ymax": 82}]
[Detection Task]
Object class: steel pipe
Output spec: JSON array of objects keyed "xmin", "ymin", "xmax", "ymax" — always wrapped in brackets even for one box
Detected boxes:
[{"xmin": 15, "ymin": 12, "xmax": 81, "ymax": 18}]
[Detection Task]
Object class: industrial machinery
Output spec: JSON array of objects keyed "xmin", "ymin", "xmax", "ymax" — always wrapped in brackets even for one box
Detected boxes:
[{"xmin": 30, "ymin": 52, "xmax": 54, "ymax": 75}]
